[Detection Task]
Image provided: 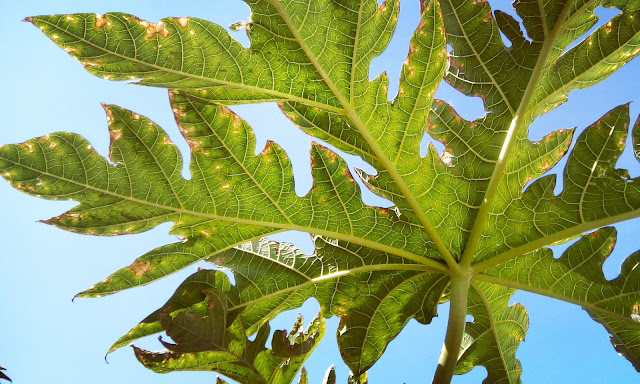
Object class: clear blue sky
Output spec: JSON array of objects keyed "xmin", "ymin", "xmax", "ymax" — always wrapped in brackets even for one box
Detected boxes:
[{"xmin": 0, "ymin": 1, "xmax": 639, "ymax": 383}]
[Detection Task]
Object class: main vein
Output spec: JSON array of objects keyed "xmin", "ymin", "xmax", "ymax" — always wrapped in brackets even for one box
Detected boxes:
[
  {"xmin": 266, "ymin": 0, "xmax": 457, "ymax": 268},
  {"xmin": 474, "ymin": 274, "xmax": 640, "ymax": 325},
  {"xmin": 461, "ymin": 1, "xmax": 576, "ymax": 268},
  {"xmin": 35, "ymin": 17, "xmax": 346, "ymax": 115},
  {"xmin": 2, "ymin": 156, "xmax": 449, "ymax": 272}
]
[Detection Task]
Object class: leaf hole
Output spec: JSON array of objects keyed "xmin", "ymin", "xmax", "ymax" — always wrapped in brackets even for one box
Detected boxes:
[
  {"xmin": 435, "ymin": 81, "xmax": 487, "ymax": 121},
  {"xmin": 267, "ymin": 231, "xmax": 315, "ymax": 255}
]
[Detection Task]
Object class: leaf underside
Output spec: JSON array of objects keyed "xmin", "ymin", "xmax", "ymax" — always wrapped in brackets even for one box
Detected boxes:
[{"xmin": 2, "ymin": 0, "xmax": 640, "ymax": 382}]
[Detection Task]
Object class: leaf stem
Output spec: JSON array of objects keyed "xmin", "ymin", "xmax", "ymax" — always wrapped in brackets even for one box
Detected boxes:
[{"xmin": 432, "ymin": 267, "xmax": 471, "ymax": 384}]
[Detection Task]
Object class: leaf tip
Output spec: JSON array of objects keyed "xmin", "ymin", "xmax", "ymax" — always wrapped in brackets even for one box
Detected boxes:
[{"xmin": 37, "ymin": 218, "xmax": 52, "ymax": 225}]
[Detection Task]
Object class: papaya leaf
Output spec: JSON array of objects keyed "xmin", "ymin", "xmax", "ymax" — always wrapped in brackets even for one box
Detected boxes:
[
  {"xmin": 479, "ymin": 226, "xmax": 640, "ymax": 372},
  {"xmin": 321, "ymin": 366, "xmax": 336, "ymax": 384},
  {"xmin": 114, "ymin": 240, "xmax": 448, "ymax": 374},
  {"xmin": 132, "ymin": 281, "xmax": 324, "ymax": 384},
  {"xmin": 297, "ymin": 368, "xmax": 308, "ymax": 384},
  {"xmin": 3, "ymin": 0, "xmax": 640, "ymax": 383},
  {"xmin": 108, "ymin": 269, "xmax": 234, "ymax": 353},
  {"xmin": 455, "ymin": 283, "xmax": 528, "ymax": 384}
]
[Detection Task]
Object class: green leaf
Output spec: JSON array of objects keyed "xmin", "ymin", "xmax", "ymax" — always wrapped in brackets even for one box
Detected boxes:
[
  {"xmin": 296, "ymin": 367, "xmax": 308, "ymax": 384},
  {"xmin": 223, "ymin": 238, "xmax": 448, "ymax": 374},
  {"xmin": 5, "ymin": 0, "xmax": 640, "ymax": 381},
  {"xmin": 455, "ymin": 282, "xmax": 528, "ymax": 384},
  {"xmin": 116, "ymin": 238, "xmax": 447, "ymax": 374},
  {"xmin": 435, "ymin": 0, "xmax": 640, "ymax": 262},
  {"xmin": 479, "ymin": 226, "xmax": 640, "ymax": 372},
  {"xmin": 0, "ymin": 97, "xmax": 438, "ymax": 298},
  {"xmin": 475, "ymin": 103, "xmax": 640, "ymax": 267},
  {"xmin": 133, "ymin": 281, "xmax": 324, "ymax": 384},
  {"xmin": 321, "ymin": 366, "xmax": 336, "ymax": 384}
]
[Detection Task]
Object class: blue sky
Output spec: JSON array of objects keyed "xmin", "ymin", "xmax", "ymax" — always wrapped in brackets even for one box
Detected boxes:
[{"xmin": 0, "ymin": 1, "xmax": 639, "ymax": 383}]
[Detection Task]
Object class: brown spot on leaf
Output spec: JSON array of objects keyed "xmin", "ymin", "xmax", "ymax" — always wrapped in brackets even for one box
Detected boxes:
[
  {"xmin": 177, "ymin": 123, "xmax": 194, "ymax": 135},
  {"xmin": 163, "ymin": 136, "xmax": 173, "ymax": 145},
  {"xmin": 539, "ymin": 160, "xmax": 552, "ymax": 172},
  {"xmin": 128, "ymin": 259, "xmax": 153, "ymax": 277},
  {"xmin": 110, "ymin": 130, "xmax": 122, "ymax": 141},
  {"xmin": 342, "ymin": 167, "xmax": 355, "ymax": 181},
  {"xmin": 102, "ymin": 104, "xmax": 114, "ymax": 123},
  {"xmin": 64, "ymin": 47, "xmax": 76, "ymax": 53},
  {"xmin": 326, "ymin": 149, "xmax": 338, "ymax": 162},
  {"xmin": 64, "ymin": 212, "xmax": 81, "ymax": 220},
  {"xmin": 174, "ymin": 17, "xmax": 189, "ymax": 28},
  {"xmin": 21, "ymin": 142, "xmax": 34, "ymax": 153},
  {"xmin": 605, "ymin": 21, "xmax": 613, "ymax": 34},
  {"xmin": 417, "ymin": 21, "xmax": 426, "ymax": 33},
  {"xmin": 449, "ymin": 59, "xmax": 463, "ymax": 70},
  {"xmin": 186, "ymin": 138, "xmax": 202, "ymax": 149},
  {"xmin": 139, "ymin": 19, "xmax": 170, "ymax": 38},
  {"xmin": 408, "ymin": 43, "xmax": 417, "ymax": 56},
  {"xmin": 82, "ymin": 61, "xmax": 101, "ymax": 67},
  {"xmin": 218, "ymin": 104, "xmax": 232, "ymax": 116},
  {"xmin": 232, "ymin": 114, "xmax": 242, "ymax": 130},
  {"xmin": 283, "ymin": 111, "xmax": 298, "ymax": 121},
  {"xmin": 261, "ymin": 140, "xmax": 274, "ymax": 156},
  {"xmin": 95, "ymin": 14, "xmax": 108, "ymax": 28},
  {"xmin": 172, "ymin": 107, "xmax": 186, "ymax": 118},
  {"xmin": 377, "ymin": 1, "xmax": 387, "ymax": 14}
]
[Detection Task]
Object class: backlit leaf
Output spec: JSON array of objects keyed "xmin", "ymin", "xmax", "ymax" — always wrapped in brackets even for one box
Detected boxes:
[{"xmin": 3, "ymin": 0, "xmax": 640, "ymax": 382}]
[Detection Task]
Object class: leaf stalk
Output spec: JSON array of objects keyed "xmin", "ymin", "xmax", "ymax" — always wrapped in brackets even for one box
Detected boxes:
[{"xmin": 432, "ymin": 267, "xmax": 471, "ymax": 384}]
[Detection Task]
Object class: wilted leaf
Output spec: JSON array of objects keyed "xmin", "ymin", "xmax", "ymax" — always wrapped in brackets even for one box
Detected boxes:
[{"xmin": 132, "ymin": 279, "xmax": 324, "ymax": 384}]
